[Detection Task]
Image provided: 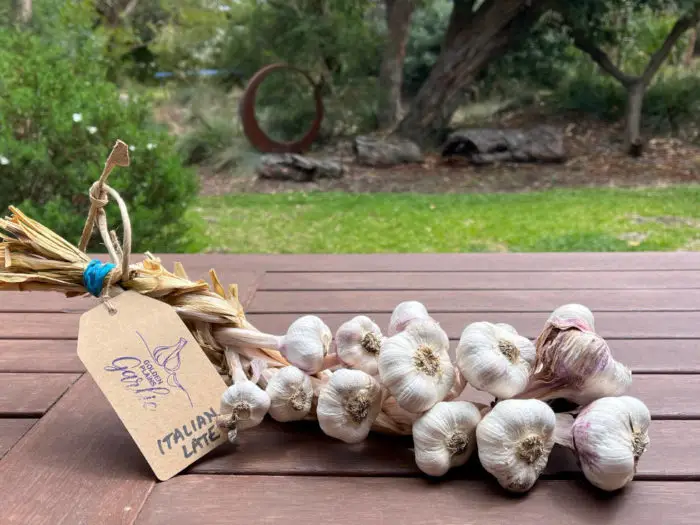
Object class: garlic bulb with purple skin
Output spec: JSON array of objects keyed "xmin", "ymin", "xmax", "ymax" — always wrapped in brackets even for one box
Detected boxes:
[
  {"xmin": 555, "ymin": 396, "xmax": 651, "ymax": 491},
  {"xmin": 517, "ymin": 318, "xmax": 631, "ymax": 405},
  {"xmin": 548, "ymin": 303, "xmax": 596, "ymax": 332},
  {"xmin": 335, "ymin": 316, "xmax": 384, "ymax": 375},
  {"xmin": 387, "ymin": 301, "xmax": 432, "ymax": 336}
]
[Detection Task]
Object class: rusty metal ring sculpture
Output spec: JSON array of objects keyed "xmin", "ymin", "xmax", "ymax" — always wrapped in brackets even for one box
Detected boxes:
[{"xmin": 239, "ymin": 63, "xmax": 324, "ymax": 153}]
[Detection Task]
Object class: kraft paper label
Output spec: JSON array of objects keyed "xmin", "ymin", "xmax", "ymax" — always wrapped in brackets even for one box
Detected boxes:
[{"xmin": 77, "ymin": 291, "xmax": 228, "ymax": 480}]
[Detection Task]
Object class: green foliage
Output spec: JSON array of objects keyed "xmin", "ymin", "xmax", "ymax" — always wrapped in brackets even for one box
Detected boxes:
[
  {"xmin": 0, "ymin": 6, "xmax": 200, "ymax": 253},
  {"xmin": 217, "ymin": 0, "xmax": 382, "ymax": 140},
  {"xmin": 191, "ymin": 187, "xmax": 700, "ymax": 253},
  {"xmin": 175, "ymin": 84, "xmax": 257, "ymax": 172}
]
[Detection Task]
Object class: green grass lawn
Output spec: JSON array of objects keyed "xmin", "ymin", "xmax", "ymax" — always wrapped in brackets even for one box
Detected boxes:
[{"xmin": 188, "ymin": 186, "xmax": 700, "ymax": 253}]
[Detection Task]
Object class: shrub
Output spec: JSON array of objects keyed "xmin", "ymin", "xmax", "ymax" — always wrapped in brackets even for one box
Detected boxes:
[{"xmin": 0, "ymin": 8, "xmax": 199, "ymax": 253}]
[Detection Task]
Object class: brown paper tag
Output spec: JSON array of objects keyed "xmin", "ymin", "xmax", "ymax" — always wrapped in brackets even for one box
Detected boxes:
[{"xmin": 77, "ymin": 291, "xmax": 228, "ymax": 481}]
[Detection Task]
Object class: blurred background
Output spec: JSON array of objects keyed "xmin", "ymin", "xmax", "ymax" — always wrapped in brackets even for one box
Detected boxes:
[{"xmin": 1, "ymin": 0, "xmax": 699, "ymax": 254}]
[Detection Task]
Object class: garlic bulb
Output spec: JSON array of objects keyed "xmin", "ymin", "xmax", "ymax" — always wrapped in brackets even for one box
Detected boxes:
[
  {"xmin": 217, "ymin": 315, "xmax": 332, "ymax": 374},
  {"xmin": 220, "ymin": 380, "xmax": 271, "ymax": 441},
  {"xmin": 476, "ymin": 399, "xmax": 556, "ymax": 493},
  {"xmin": 388, "ymin": 301, "xmax": 432, "ymax": 336},
  {"xmin": 279, "ymin": 315, "xmax": 332, "ymax": 374},
  {"xmin": 521, "ymin": 322, "xmax": 631, "ymax": 404},
  {"xmin": 412, "ymin": 401, "xmax": 482, "ymax": 477},
  {"xmin": 378, "ymin": 319, "xmax": 455, "ymax": 413},
  {"xmin": 548, "ymin": 303, "xmax": 595, "ymax": 332},
  {"xmin": 265, "ymin": 366, "xmax": 313, "ymax": 422},
  {"xmin": 335, "ymin": 316, "xmax": 384, "ymax": 375},
  {"xmin": 455, "ymin": 322, "xmax": 535, "ymax": 399},
  {"xmin": 569, "ymin": 396, "xmax": 650, "ymax": 491},
  {"xmin": 317, "ymin": 368, "xmax": 382, "ymax": 443}
]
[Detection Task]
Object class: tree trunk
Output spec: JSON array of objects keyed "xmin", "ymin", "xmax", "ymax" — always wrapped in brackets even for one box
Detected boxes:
[
  {"xmin": 625, "ymin": 81, "xmax": 645, "ymax": 156},
  {"xmin": 396, "ymin": 0, "xmax": 541, "ymax": 146},
  {"xmin": 13, "ymin": 0, "xmax": 32, "ymax": 24},
  {"xmin": 376, "ymin": 0, "xmax": 415, "ymax": 130},
  {"xmin": 684, "ymin": 28, "xmax": 697, "ymax": 65}
]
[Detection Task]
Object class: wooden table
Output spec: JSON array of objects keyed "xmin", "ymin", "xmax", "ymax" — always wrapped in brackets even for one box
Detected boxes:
[{"xmin": 2, "ymin": 253, "xmax": 700, "ymax": 524}]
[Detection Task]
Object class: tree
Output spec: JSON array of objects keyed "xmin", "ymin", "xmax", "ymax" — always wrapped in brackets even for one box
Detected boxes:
[
  {"xmin": 13, "ymin": 0, "xmax": 32, "ymax": 24},
  {"xmin": 557, "ymin": 0, "xmax": 700, "ymax": 155},
  {"xmin": 395, "ymin": 0, "xmax": 546, "ymax": 146},
  {"xmin": 377, "ymin": 0, "xmax": 415, "ymax": 129}
]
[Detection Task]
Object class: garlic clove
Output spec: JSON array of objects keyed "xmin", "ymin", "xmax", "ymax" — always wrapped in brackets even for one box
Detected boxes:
[
  {"xmin": 412, "ymin": 401, "xmax": 482, "ymax": 477},
  {"xmin": 265, "ymin": 366, "xmax": 314, "ymax": 422},
  {"xmin": 378, "ymin": 319, "xmax": 455, "ymax": 413},
  {"xmin": 455, "ymin": 322, "xmax": 535, "ymax": 399},
  {"xmin": 317, "ymin": 368, "xmax": 382, "ymax": 443},
  {"xmin": 335, "ymin": 315, "xmax": 384, "ymax": 375},
  {"xmin": 220, "ymin": 380, "xmax": 271, "ymax": 432},
  {"xmin": 280, "ymin": 315, "xmax": 332, "ymax": 374},
  {"xmin": 388, "ymin": 301, "xmax": 432, "ymax": 336},
  {"xmin": 572, "ymin": 396, "xmax": 650, "ymax": 491},
  {"xmin": 476, "ymin": 399, "xmax": 556, "ymax": 493},
  {"xmin": 548, "ymin": 303, "xmax": 595, "ymax": 332}
]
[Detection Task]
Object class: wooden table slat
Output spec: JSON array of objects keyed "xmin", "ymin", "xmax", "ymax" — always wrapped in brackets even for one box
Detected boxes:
[
  {"xmin": 260, "ymin": 270, "xmax": 700, "ymax": 291},
  {"xmin": 0, "ymin": 373, "xmax": 80, "ymax": 416},
  {"xmin": 135, "ymin": 476, "xmax": 700, "ymax": 525},
  {"xmin": 0, "ymin": 419, "xmax": 37, "ymax": 458},
  {"xmin": 249, "ymin": 289, "xmax": 700, "ymax": 313},
  {"xmin": 0, "ymin": 340, "xmax": 84, "ymax": 373},
  {"xmin": 0, "ymin": 375, "xmax": 155, "ymax": 525}
]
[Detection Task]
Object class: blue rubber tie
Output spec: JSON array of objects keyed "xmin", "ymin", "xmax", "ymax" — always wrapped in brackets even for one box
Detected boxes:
[{"xmin": 83, "ymin": 260, "xmax": 116, "ymax": 297}]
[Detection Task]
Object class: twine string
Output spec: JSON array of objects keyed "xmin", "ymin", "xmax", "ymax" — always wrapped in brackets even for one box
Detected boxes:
[{"xmin": 77, "ymin": 140, "xmax": 132, "ymax": 311}]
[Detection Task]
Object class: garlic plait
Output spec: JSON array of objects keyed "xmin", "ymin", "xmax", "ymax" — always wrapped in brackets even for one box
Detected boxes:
[
  {"xmin": 412, "ymin": 401, "xmax": 482, "ymax": 477},
  {"xmin": 455, "ymin": 322, "xmax": 535, "ymax": 399},
  {"xmin": 317, "ymin": 368, "xmax": 382, "ymax": 443},
  {"xmin": 378, "ymin": 319, "xmax": 455, "ymax": 413},
  {"xmin": 335, "ymin": 316, "xmax": 384, "ymax": 375},
  {"xmin": 557, "ymin": 396, "xmax": 651, "ymax": 491},
  {"xmin": 519, "ymin": 321, "xmax": 632, "ymax": 405},
  {"xmin": 388, "ymin": 300, "xmax": 432, "ymax": 336},
  {"xmin": 265, "ymin": 366, "xmax": 313, "ymax": 422},
  {"xmin": 476, "ymin": 399, "xmax": 556, "ymax": 493}
]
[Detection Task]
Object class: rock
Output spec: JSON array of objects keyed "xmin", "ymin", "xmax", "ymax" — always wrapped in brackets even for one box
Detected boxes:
[
  {"xmin": 441, "ymin": 126, "xmax": 566, "ymax": 164},
  {"xmin": 353, "ymin": 135, "xmax": 422, "ymax": 167},
  {"xmin": 256, "ymin": 154, "xmax": 345, "ymax": 182}
]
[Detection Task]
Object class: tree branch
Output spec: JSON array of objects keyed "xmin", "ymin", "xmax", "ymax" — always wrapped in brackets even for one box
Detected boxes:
[
  {"xmin": 569, "ymin": 27, "xmax": 636, "ymax": 86},
  {"xmin": 641, "ymin": 8, "xmax": 700, "ymax": 84}
]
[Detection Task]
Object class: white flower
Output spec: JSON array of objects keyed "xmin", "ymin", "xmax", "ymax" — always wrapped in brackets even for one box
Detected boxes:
[
  {"xmin": 87, "ymin": 126, "xmax": 98, "ymax": 135},
  {"xmin": 146, "ymin": 143, "xmax": 156, "ymax": 150},
  {"xmin": 218, "ymin": 4, "xmax": 231, "ymax": 11},
  {"xmin": 129, "ymin": 145, "xmax": 136, "ymax": 152},
  {"xmin": 0, "ymin": 156, "xmax": 9, "ymax": 166},
  {"xmin": 72, "ymin": 113, "xmax": 83, "ymax": 123}
]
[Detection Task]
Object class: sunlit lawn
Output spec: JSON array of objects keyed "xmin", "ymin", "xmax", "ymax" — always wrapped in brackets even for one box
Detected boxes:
[{"xmin": 188, "ymin": 186, "xmax": 700, "ymax": 253}]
